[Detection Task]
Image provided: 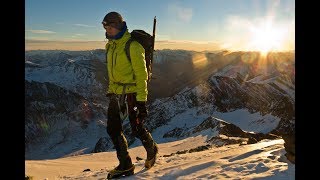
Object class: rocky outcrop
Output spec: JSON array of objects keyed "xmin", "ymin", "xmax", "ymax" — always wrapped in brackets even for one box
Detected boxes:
[
  {"xmin": 92, "ymin": 137, "xmax": 112, "ymax": 153},
  {"xmin": 282, "ymin": 132, "xmax": 295, "ymax": 164},
  {"xmin": 162, "ymin": 116, "xmax": 280, "ymax": 147},
  {"xmin": 25, "ymin": 80, "xmax": 106, "ymax": 151},
  {"xmin": 25, "ymin": 80, "xmax": 86, "ymax": 148}
]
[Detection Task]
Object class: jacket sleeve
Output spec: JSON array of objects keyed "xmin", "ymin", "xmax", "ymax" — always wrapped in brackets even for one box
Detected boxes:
[
  {"xmin": 130, "ymin": 41, "xmax": 148, "ymax": 101},
  {"xmin": 105, "ymin": 43, "xmax": 116, "ymax": 94}
]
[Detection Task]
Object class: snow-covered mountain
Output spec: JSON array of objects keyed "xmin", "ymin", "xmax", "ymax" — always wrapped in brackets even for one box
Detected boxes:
[
  {"xmin": 143, "ymin": 51, "xmax": 294, "ymax": 140},
  {"xmin": 25, "ymin": 49, "xmax": 295, "ymax": 161},
  {"xmin": 25, "ymin": 49, "xmax": 106, "ymax": 99},
  {"xmin": 25, "ymin": 50, "xmax": 109, "ymax": 159}
]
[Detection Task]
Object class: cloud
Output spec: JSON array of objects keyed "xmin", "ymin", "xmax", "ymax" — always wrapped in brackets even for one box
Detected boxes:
[
  {"xmin": 71, "ymin": 34, "xmax": 86, "ymax": 38},
  {"xmin": 26, "ymin": 37, "xmax": 50, "ymax": 41},
  {"xmin": 73, "ymin": 24, "xmax": 95, "ymax": 28},
  {"xmin": 155, "ymin": 40, "xmax": 221, "ymax": 52},
  {"xmin": 26, "ymin": 30, "xmax": 56, "ymax": 34},
  {"xmin": 25, "ymin": 40, "xmax": 106, "ymax": 51},
  {"xmin": 168, "ymin": 3, "xmax": 193, "ymax": 22}
]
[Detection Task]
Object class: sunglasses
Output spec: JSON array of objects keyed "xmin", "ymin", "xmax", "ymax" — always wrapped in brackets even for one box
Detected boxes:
[{"xmin": 102, "ymin": 21, "xmax": 116, "ymax": 30}]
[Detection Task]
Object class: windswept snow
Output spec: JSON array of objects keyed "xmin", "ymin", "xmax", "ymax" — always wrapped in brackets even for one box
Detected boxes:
[
  {"xmin": 25, "ymin": 138, "xmax": 294, "ymax": 180},
  {"xmin": 213, "ymin": 109, "xmax": 281, "ymax": 134}
]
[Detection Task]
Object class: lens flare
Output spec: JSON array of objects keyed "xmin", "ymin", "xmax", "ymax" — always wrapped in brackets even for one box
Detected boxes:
[{"xmin": 249, "ymin": 20, "xmax": 287, "ymax": 56}]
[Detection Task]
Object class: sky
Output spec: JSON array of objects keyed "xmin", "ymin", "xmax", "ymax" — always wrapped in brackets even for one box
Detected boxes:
[
  {"xmin": 25, "ymin": 0, "xmax": 295, "ymax": 52},
  {"xmin": 26, "ymin": 137, "xmax": 294, "ymax": 179}
]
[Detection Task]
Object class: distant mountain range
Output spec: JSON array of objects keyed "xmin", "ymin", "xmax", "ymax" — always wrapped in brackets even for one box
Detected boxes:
[{"xmin": 25, "ymin": 49, "xmax": 294, "ymax": 160}]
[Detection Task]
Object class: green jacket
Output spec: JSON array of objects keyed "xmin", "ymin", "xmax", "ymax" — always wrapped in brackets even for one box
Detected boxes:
[{"xmin": 105, "ymin": 30, "xmax": 148, "ymax": 101}]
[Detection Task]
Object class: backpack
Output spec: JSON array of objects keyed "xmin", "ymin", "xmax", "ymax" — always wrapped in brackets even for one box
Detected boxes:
[{"xmin": 125, "ymin": 30, "xmax": 154, "ymax": 82}]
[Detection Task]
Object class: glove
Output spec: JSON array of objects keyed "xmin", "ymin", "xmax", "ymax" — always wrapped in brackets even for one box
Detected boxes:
[
  {"xmin": 106, "ymin": 93, "xmax": 115, "ymax": 99},
  {"xmin": 106, "ymin": 93, "xmax": 114, "ymax": 97},
  {"xmin": 135, "ymin": 101, "xmax": 148, "ymax": 120}
]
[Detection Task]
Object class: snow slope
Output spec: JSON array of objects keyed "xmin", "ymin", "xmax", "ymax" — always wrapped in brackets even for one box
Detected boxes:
[{"xmin": 25, "ymin": 138, "xmax": 294, "ymax": 180}]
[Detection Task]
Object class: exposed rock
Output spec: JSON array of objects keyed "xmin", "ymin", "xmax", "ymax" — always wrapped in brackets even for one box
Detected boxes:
[
  {"xmin": 163, "ymin": 127, "xmax": 184, "ymax": 138},
  {"xmin": 162, "ymin": 144, "xmax": 212, "ymax": 157},
  {"xmin": 282, "ymin": 132, "xmax": 295, "ymax": 164},
  {"xmin": 92, "ymin": 137, "xmax": 112, "ymax": 153},
  {"xmin": 208, "ymin": 135, "xmax": 248, "ymax": 147},
  {"xmin": 219, "ymin": 122, "xmax": 247, "ymax": 137},
  {"xmin": 246, "ymin": 132, "xmax": 280, "ymax": 142},
  {"xmin": 83, "ymin": 169, "xmax": 91, "ymax": 172},
  {"xmin": 176, "ymin": 150, "xmax": 188, "ymax": 154},
  {"xmin": 25, "ymin": 175, "xmax": 33, "ymax": 180},
  {"xmin": 25, "ymin": 80, "xmax": 91, "ymax": 149},
  {"xmin": 247, "ymin": 137, "xmax": 258, "ymax": 144},
  {"xmin": 188, "ymin": 145, "xmax": 211, "ymax": 153}
]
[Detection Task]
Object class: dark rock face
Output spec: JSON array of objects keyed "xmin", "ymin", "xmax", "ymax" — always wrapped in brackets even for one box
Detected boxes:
[
  {"xmin": 25, "ymin": 80, "xmax": 92, "ymax": 149},
  {"xmin": 209, "ymin": 74, "xmax": 294, "ymax": 136},
  {"xmin": 25, "ymin": 50, "xmax": 109, "ymax": 159},
  {"xmin": 282, "ymin": 132, "xmax": 295, "ymax": 164},
  {"xmin": 92, "ymin": 137, "xmax": 112, "ymax": 153},
  {"xmin": 246, "ymin": 132, "xmax": 280, "ymax": 142},
  {"xmin": 218, "ymin": 122, "xmax": 248, "ymax": 138},
  {"xmin": 162, "ymin": 144, "xmax": 212, "ymax": 157},
  {"xmin": 208, "ymin": 136, "xmax": 247, "ymax": 147},
  {"xmin": 161, "ymin": 116, "xmax": 281, "ymax": 147},
  {"xmin": 163, "ymin": 127, "xmax": 185, "ymax": 138}
]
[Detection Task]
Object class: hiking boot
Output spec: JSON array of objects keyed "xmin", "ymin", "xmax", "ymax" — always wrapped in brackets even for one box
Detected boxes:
[
  {"xmin": 107, "ymin": 164, "xmax": 135, "ymax": 179},
  {"xmin": 139, "ymin": 132, "xmax": 159, "ymax": 168},
  {"xmin": 107, "ymin": 133, "xmax": 135, "ymax": 178},
  {"xmin": 145, "ymin": 142, "xmax": 158, "ymax": 168},
  {"xmin": 107, "ymin": 154, "xmax": 135, "ymax": 179}
]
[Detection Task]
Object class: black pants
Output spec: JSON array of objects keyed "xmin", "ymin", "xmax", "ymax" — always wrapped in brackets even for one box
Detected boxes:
[{"xmin": 107, "ymin": 93, "xmax": 149, "ymax": 140}]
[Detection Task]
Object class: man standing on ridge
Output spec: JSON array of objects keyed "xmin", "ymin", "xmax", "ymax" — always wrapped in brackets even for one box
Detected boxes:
[{"xmin": 102, "ymin": 11, "xmax": 158, "ymax": 178}]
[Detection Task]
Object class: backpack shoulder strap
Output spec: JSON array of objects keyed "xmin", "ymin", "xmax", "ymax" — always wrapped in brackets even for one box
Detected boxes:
[{"xmin": 125, "ymin": 38, "xmax": 134, "ymax": 62}]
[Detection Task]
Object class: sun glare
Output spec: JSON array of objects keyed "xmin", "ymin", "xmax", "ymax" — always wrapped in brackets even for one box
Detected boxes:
[{"xmin": 249, "ymin": 20, "xmax": 286, "ymax": 56}]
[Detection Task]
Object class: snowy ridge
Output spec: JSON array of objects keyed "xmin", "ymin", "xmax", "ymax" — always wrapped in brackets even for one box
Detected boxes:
[{"xmin": 25, "ymin": 50, "xmax": 106, "ymax": 99}]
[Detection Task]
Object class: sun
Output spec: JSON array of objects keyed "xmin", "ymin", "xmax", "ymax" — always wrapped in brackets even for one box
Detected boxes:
[{"xmin": 249, "ymin": 20, "xmax": 286, "ymax": 56}]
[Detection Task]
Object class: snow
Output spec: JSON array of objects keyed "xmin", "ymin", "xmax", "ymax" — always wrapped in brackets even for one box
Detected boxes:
[
  {"xmin": 25, "ymin": 119, "xmax": 108, "ymax": 160},
  {"xmin": 246, "ymin": 74, "xmax": 295, "ymax": 100},
  {"xmin": 213, "ymin": 109, "xmax": 281, "ymax": 134},
  {"xmin": 273, "ymin": 79, "xmax": 295, "ymax": 100},
  {"xmin": 25, "ymin": 50, "xmax": 294, "ymax": 179},
  {"xmin": 214, "ymin": 62, "xmax": 250, "ymax": 78},
  {"xmin": 25, "ymin": 138, "xmax": 294, "ymax": 180},
  {"xmin": 25, "ymin": 64, "xmax": 95, "ymax": 93},
  {"xmin": 150, "ymin": 108, "xmax": 210, "ymax": 143}
]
